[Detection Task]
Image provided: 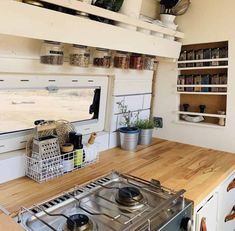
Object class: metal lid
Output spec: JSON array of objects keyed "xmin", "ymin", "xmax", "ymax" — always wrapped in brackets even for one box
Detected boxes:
[
  {"xmin": 44, "ymin": 40, "xmax": 61, "ymax": 45},
  {"xmin": 73, "ymin": 44, "xmax": 88, "ymax": 49},
  {"xmin": 97, "ymin": 48, "xmax": 109, "ymax": 52},
  {"xmin": 116, "ymin": 50, "xmax": 129, "ymax": 54}
]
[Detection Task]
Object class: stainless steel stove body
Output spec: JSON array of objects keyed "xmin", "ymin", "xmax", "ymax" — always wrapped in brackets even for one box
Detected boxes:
[{"xmin": 17, "ymin": 171, "xmax": 193, "ymax": 231}]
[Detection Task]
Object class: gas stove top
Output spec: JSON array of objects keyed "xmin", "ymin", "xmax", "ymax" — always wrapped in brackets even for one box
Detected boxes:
[{"xmin": 17, "ymin": 171, "xmax": 193, "ymax": 231}]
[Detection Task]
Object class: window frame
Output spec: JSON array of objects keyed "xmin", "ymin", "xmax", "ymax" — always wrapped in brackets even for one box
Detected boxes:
[{"xmin": 0, "ymin": 74, "xmax": 109, "ymax": 154}]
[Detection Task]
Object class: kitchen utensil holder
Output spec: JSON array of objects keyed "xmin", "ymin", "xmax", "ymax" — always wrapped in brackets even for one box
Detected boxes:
[{"xmin": 25, "ymin": 150, "xmax": 99, "ymax": 183}]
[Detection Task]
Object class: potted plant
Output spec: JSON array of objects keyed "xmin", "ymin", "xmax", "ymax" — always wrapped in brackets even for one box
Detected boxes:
[
  {"xmin": 135, "ymin": 119, "xmax": 155, "ymax": 146},
  {"xmin": 117, "ymin": 101, "xmax": 139, "ymax": 151}
]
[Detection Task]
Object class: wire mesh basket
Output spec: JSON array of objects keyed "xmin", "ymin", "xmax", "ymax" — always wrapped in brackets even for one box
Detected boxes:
[{"xmin": 25, "ymin": 150, "xmax": 99, "ymax": 183}]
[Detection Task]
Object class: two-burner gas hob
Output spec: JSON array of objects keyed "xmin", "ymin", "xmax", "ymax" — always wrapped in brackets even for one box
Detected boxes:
[{"xmin": 17, "ymin": 171, "xmax": 193, "ymax": 231}]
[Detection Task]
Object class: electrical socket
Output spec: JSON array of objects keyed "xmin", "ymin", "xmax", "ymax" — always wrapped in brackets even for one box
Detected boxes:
[{"xmin": 153, "ymin": 117, "xmax": 163, "ymax": 128}]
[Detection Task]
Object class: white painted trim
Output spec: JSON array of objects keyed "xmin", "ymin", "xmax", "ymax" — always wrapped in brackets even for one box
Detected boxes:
[
  {"xmin": 176, "ymin": 92, "xmax": 227, "ymax": 95},
  {"xmin": 177, "ymin": 66, "xmax": 228, "ymax": 70}
]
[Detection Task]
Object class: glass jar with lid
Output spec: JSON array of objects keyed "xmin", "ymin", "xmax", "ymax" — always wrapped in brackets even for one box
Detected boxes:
[
  {"xmin": 69, "ymin": 45, "xmax": 90, "ymax": 67},
  {"xmin": 129, "ymin": 53, "xmax": 144, "ymax": 70},
  {"xmin": 114, "ymin": 51, "xmax": 130, "ymax": 69},
  {"xmin": 144, "ymin": 55, "xmax": 156, "ymax": 70},
  {"xmin": 40, "ymin": 41, "xmax": 64, "ymax": 65},
  {"xmin": 93, "ymin": 48, "xmax": 112, "ymax": 68}
]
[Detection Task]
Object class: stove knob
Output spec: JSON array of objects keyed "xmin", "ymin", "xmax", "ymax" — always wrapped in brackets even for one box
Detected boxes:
[{"xmin": 180, "ymin": 217, "xmax": 193, "ymax": 231}]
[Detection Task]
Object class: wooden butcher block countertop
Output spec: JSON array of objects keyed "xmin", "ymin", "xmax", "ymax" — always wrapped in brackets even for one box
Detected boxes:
[{"xmin": 0, "ymin": 138, "xmax": 235, "ymax": 230}]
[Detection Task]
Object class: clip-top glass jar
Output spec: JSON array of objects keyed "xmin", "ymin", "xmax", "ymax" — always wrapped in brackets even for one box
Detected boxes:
[
  {"xmin": 144, "ymin": 55, "xmax": 156, "ymax": 70},
  {"xmin": 69, "ymin": 45, "xmax": 90, "ymax": 67},
  {"xmin": 93, "ymin": 48, "xmax": 112, "ymax": 68},
  {"xmin": 114, "ymin": 51, "xmax": 130, "ymax": 69},
  {"xmin": 40, "ymin": 41, "xmax": 64, "ymax": 65},
  {"xmin": 129, "ymin": 53, "xmax": 144, "ymax": 70}
]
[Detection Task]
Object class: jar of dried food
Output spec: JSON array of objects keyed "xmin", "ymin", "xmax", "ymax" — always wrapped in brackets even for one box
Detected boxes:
[
  {"xmin": 144, "ymin": 55, "xmax": 156, "ymax": 70},
  {"xmin": 93, "ymin": 48, "xmax": 112, "ymax": 68},
  {"xmin": 129, "ymin": 53, "xmax": 144, "ymax": 70},
  {"xmin": 113, "ymin": 51, "xmax": 130, "ymax": 69},
  {"xmin": 69, "ymin": 45, "xmax": 90, "ymax": 67},
  {"xmin": 40, "ymin": 41, "xmax": 64, "ymax": 65}
]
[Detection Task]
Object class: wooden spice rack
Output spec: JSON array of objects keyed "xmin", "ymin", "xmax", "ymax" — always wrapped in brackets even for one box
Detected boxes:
[{"xmin": 176, "ymin": 41, "xmax": 228, "ymax": 128}]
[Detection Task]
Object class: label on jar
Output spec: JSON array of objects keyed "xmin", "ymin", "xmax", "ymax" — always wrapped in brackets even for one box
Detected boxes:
[{"xmin": 49, "ymin": 50, "xmax": 64, "ymax": 55}]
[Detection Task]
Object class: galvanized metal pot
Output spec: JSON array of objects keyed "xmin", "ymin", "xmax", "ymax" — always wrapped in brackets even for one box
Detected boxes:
[
  {"xmin": 139, "ymin": 129, "xmax": 153, "ymax": 146},
  {"xmin": 119, "ymin": 127, "xmax": 139, "ymax": 151}
]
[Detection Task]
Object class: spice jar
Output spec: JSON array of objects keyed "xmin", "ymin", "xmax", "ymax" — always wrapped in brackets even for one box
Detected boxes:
[
  {"xmin": 61, "ymin": 143, "xmax": 74, "ymax": 173},
  {"xmin": 144, "ymin": 55, "xmax": 156, "ymax": 70},
  {"xmin": 93, "ymin": 48, "xmax": 112, "ymax": 68},
  {"xmin": 129, "ymin": 53, "xmax": 144, "ymax": 70},
  {"xmin": 113, "ymin": 51, "xmax": 130, "ymax": 69},
  {"xmin": 40, "ymin": 41, "xmax": 64, "ymax": 65},
  {"xmin": 69, "ymin": 45, "xmax": 90, "ymax": 67}
]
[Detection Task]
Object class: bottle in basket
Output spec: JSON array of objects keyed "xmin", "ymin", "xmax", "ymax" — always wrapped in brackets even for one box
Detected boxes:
[{"xmin": 74, "ymin": 134, "xmax": 84, "ymax": 168}]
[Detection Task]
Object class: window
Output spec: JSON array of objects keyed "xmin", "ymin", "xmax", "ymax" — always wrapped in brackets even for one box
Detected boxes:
[
  {"xmin": 0, "ymin": 87, "xmax": 100, "ymax": 134},
  {"xmin": 0, "ymin": 75, "xmax": 108, "ymax": 153}
]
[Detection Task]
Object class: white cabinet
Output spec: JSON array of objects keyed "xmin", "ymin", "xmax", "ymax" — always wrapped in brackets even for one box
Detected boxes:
[
  {"xmin": 218, "ymin": 172, "xmax": 235, "ymax": 231},
  {"xmin": 195, "ymin": 193, "xmax": 218, "ymax": 231}
]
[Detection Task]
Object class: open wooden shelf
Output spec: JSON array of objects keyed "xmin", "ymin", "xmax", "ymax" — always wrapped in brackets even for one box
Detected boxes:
[
  {"xmin": 178, "ymin": 90, "xmax": 227, "ymax": 126},
  {"xmin": 177, "ymin": 58, "xmax": 228, "ymax": 64},
  {"xmin": 176, "ymin": 84, "xmax": 227, "ymax": 88},
  {"xmin": 176, "ymin": 41, "xmax": 228, "ymax": 128},
  {"xmin": 0, "ymin": 0, "xmax": 183, "ymax": 58}
]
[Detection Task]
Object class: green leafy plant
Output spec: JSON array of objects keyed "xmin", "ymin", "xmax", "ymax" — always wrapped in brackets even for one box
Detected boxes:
[
  {"xmin": 135, "ymin": 119, "xmax": 155, "ymax": 129},
  {"xmin": 117, "ymin": 100, "xmax": 139, "ymax": 128}
]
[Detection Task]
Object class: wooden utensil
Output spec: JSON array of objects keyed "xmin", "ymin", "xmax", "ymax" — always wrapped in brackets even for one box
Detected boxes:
[{"xmin": 200, "ymin": 217, "xmax": 207, "ymax": 231}]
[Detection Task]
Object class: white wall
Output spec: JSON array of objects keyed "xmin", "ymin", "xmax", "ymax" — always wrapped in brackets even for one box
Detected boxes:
[{"xmin": 153, "ymin": 0, "xmax": 235, "ymax": 153}]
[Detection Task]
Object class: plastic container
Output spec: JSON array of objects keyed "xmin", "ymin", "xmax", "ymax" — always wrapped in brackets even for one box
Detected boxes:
[
  {"xmin": 113, "ymin": 51, "xmax": 130, "ymax": 69},
  {"xmin": 129, "ymin": 53, "xmax": 144, "ymax": 70},
  {"xmin": 40, "ymin": 41, "xmax": 64, "ymax": 65},
  {"xmin": 69, "ymin": 45, "xmax": 90, "ymax": 67},
  {"xmin": 144, "ymin": 55, "xmax": 156, "ymax": 70},
  {"xmin": 93, "ymin": 48, "xmax": 112, "ymax": 68}
]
